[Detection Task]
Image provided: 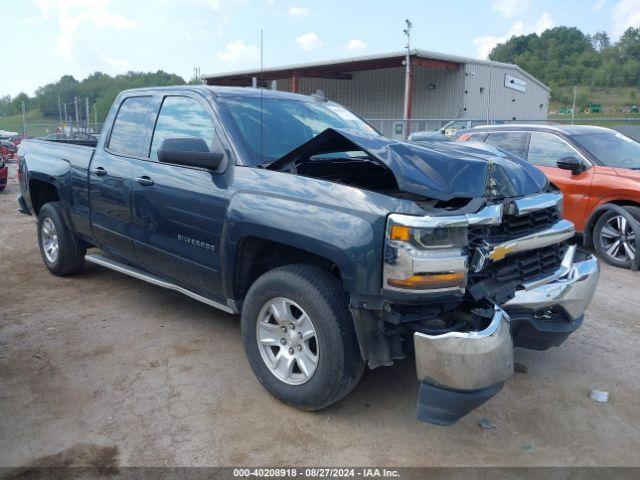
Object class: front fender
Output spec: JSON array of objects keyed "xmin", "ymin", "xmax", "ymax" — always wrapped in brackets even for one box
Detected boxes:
[{"xmin": 221, "ymin": 191, "xmax": 387, "ymax": 299}]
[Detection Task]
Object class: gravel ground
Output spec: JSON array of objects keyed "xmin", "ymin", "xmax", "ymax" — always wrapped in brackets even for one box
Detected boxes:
[{"xmin": 1, "ymin": 163, "xmax": 639, "ymax": 468}]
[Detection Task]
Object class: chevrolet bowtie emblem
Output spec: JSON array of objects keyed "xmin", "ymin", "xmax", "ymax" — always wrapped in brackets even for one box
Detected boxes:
[{"xmin": 489, "ymin": 245, "xmax": 514, "ymax": 261}]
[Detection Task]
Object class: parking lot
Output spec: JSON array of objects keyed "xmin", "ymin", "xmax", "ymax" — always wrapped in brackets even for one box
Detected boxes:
[{"xmin": 0, "ymin": 162, "xmax": 639, "ymax": 469}]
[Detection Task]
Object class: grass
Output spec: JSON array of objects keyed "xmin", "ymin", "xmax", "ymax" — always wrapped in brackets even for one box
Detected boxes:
[
  {"xmin": 550, "ymin": 86, "xmax": 640, "ymax": 113},
  {"xmin": 0, "ymin": 110, "xmax": 60, "ymax": 137}
]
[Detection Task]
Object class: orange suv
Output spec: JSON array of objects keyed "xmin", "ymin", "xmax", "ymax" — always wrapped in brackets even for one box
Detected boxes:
[{"xmin": 455, "ymin": 124, "xmax": 640, "ymax": 268}]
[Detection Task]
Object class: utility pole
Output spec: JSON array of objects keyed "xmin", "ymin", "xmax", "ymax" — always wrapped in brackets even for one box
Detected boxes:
[
  {"xmin": 85, "ymin": 97, "xmax": 90, "ymax": 126},
  {"xmin": 74, "ymin": 96, "xmax": 79, "ymax": 125},
  {"xmin": 94, "ymin": 103, "xmax": 98, "ymax": 125},
  {"xmin": 21, "ymin": 101, "xmax": 26, "ymax": 136},
  {"xmin": 58, "ymin": 95, "xmax": 62, "ymax": 125},
  {"xmin": 487, "ymin": 63, "xmax": 493, "ymax": 124},
  {"xmin": 402, "ymin": 19, "xmax": 413, "ymax": 136},
  {"xmin": 572, "ymin": 86, "xmax": 577, "ymax": 124},
  {"xmin": 63, "ymin": 103, "xmax": 68, "ymax": 123}
]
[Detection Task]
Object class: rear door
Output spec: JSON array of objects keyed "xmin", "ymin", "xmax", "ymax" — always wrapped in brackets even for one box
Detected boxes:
[
  {"xmin": 89, "ymin": 95, "xmax": 154, "ymax": 261},
  {"xmin": 131, "ymin": 93, "xmax": 229, "ymax": 297},
  {"xmin": 524, "ymin": 131, "xmax": 594, "ymax": 230}
]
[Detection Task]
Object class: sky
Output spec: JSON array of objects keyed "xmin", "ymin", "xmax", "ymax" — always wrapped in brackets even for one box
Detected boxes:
[{"xmin": 1, "ymin": 0, "xmax": 640, "ymax": 97}]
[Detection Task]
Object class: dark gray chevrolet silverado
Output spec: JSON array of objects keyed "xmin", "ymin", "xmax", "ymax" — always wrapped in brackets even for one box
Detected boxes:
[{"xmin": 17, "ymin": 86, "xmax": 600, "ymax": 424}]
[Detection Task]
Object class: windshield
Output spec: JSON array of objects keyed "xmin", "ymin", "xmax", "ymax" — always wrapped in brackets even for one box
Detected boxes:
[
  {"xmin": 217, "ymin": 95, "xmax": 379, "ymax": 166},
  {"xmin": 572, "ymin": 132, "xmax": 640, "ymax": 169}
]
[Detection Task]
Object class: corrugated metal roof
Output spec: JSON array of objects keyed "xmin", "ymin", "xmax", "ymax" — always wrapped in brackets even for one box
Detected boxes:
[{"xmin": 200, "ymin": 49, "xmax": 550, "ymax": 91}]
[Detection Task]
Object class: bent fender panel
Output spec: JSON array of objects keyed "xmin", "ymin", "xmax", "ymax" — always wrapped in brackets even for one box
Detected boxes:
[{"xmin": 221, "ymin": 191, "xmax": 386, "ymax": 299}]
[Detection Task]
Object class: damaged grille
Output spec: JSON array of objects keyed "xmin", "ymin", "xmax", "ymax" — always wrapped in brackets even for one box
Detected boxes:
[
  {"xmin": 468, "ymin": 206, "xmax": 561, "ymax": 248},
  {"xmin": 467, "ymin": 206, "xmax": 567, "ymax": 301},
  {"xmin": 469, "ymin": 242, "xmax": 568, "ymax": 285}
]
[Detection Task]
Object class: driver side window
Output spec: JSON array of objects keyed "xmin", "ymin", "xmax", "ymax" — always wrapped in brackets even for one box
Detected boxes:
[
  {"xmin": 150, "ymin": 96, "xmax": 219, "ymax": 160},
  {"xmin": 527, "ymin": 132, "xmax": 579, "ymax": 167}
]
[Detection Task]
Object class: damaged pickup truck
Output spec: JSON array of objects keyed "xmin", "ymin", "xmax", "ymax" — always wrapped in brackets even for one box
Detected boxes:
[{"xmin": 17, "ymin": 86, "xmax": 600, "ymax": 424}]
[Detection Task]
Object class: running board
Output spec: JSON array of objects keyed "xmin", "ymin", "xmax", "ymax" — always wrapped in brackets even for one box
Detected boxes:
[{"xmin": 85, "ymin": 253, "xmax": 237, "ymax": 314}]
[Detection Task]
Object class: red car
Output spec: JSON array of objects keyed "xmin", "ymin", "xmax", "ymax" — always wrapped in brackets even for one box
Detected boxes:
[
  {"xmin": 8, "ymin": 135, "xmax": 25, "ymax": 147},
  {"xmin": 0, "ymin": 140, "xmax": 17, "ymax": 161},
  {"xmin": 0, "ymin": 155, "xmax": 8, "ymax": 191}
]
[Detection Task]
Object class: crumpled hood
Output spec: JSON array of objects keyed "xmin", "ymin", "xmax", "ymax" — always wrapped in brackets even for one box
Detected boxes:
[{"xmin": 267, "ymin": 128, "xmax": 548, "ymax": 201}]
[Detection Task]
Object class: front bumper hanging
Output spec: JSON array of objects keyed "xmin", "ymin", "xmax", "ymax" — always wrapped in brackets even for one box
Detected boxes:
[{"xmin": 414, "ymin": 250, "xmax": 599, "ymax": 425}]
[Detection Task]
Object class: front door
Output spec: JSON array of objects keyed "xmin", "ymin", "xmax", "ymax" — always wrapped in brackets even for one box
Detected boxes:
[
  {"xmin": 525, "ymin": 131, "xmax": 594, "ymax": 231},
  {"xmin": 89, "ymin": 95, "xmax": 154, "ymax": 261},
  {"xmin": 132, "ymin": 94, "xmax": 229, "ymax": 296}
]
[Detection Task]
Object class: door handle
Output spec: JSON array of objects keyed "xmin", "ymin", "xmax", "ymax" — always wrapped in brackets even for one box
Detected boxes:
[
  {"xmin": 90, "ymin": 166, "xmax": 107, "ymax": 176},
  {"xmin": 135, "ymin": 176, "xmax": 154, "ymax": 187}
]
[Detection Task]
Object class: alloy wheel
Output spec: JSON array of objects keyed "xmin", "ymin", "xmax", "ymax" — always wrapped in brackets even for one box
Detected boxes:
[
  {"xmin": 600, "ymin": 214, "xmax": 636, "ymax": 263},
  {"xmin": 256, "ymin": 297, "xmax": 319, "ymax": 385},
  {"xmin": 41, "ymin": 217, "xmax": 59, "ymax": 264}
]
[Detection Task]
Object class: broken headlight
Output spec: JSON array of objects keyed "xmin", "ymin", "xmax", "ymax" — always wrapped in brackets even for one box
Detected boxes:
[{"xmin": 383, "ymin": 216, "xmax": 469, "ymax": 293}]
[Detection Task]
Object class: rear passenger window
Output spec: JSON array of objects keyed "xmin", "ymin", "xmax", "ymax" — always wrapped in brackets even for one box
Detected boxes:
[
  {"xmin": 108, "ymin": 96, "xmax": 152, "ymax": 156},
  {"xmin": 484, "ymin": 132, "xmax": 526, "ymax": 157},
  {"xmin": 150, "ymin": 96, "xmax": 217, "ymax": 160}
]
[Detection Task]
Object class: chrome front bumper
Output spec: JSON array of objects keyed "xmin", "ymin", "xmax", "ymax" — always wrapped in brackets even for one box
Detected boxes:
[
  {"xmin": 414, "ymin": 250, "xmax": 599, "ymax": 424},
  {"xmin": 414, "ymin": 306, "xmax": 513, "ymax": 391},
  {"xmin": 504, "ymin": 249, "xmax": 600, "ymax": 320}
]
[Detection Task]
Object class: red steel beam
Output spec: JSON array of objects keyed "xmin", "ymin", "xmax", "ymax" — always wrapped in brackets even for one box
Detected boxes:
[{"xmin": 412, "ymin": 57, "xmax": 459, "ymax": 71}]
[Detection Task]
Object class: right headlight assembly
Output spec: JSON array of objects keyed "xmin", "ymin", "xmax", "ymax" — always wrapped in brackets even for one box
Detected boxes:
[{"xmin": 383, "ymin": 215, "xmax": 469, "ymax": 293}]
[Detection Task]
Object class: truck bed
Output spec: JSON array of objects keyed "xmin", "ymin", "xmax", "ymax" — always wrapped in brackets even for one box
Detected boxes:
[
  {"xmin": 18, "ymin": 138, "xmax": 96, "ymax": 242},
  {"xmin": 20, "ymin": 138, "xmax": 95, "ymax": 167}
]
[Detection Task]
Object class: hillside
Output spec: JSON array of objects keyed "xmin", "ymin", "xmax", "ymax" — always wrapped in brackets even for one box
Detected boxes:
[
  {"xmin": 490, "ymin": 26, "xmax": 640, "ymax": 89},
  {"xmin": 0, "ymin": 110, "xmax": 57, "ymax": 137},
  {"xmin": 549, "ymin": 86, "xmax": 640, "ymax": 114},
  {"xmin": 1, "ymin": 71, "xmax": 191, "ymax": 136}
]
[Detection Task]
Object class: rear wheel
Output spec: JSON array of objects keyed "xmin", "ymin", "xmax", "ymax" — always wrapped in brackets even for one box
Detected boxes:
[
  {"xmin": 37, "ymin": 202, "xmax": 86, "ymax": 276},
  {"xmin": 593, "ymin": 206, "xmax": 639, "ymax": 268},
  {"xmin": 241, "ymin": 264, "xmax": 365, "ymax": 411}
]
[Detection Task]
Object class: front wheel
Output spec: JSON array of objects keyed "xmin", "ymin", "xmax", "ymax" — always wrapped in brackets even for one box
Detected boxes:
[
  {"xmin": 241, "ymin": 264, "xmax": 365, "ymax": 411},
  {"xmin": 593, "ymin": 206, "xmax": 639, "ymax": 269}
]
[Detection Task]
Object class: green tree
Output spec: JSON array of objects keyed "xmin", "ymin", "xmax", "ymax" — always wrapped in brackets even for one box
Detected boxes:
[
  {"xmin": 489, "ymin": 26, "xmax": 640, "ymax": 88},
  {"xmin": 591, "ymin": 31, "xmax": 611, "ymax": 52}
]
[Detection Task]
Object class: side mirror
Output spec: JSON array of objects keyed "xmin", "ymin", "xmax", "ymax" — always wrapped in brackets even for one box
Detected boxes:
[
  {"xmin": 157, "ymin": 137, "xmax": 224, "ymax": 170},
  {"xmin": 557, "ymin": 156, "xmax": 585, "ymax": 175}
]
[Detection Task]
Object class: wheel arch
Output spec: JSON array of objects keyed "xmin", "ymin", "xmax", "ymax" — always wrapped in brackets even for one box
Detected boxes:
[
  {"xmin": 583, "ymin": 199, "xmax": 640, "ymax": 246},
  {"xmin": 28, "ymin": 177, "xmax": 61, "ymax": 215},
  {"xmin": 231, "ymin": 236, "xmax": 344, "ymax": 307}
]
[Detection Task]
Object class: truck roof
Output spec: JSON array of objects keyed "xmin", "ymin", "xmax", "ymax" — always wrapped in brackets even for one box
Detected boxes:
[{"xmin": 119, "ymin": 85, "xmax": 319, "ymax": 102}]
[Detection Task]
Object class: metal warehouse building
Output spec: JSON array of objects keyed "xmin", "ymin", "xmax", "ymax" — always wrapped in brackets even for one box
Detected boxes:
[{"xmin": 202, "ymin": 49, "xmax": 550, "ymax": 138}]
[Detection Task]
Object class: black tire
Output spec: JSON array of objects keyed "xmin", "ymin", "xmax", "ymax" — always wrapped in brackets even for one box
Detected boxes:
[
  {"xmin": 593, "ymin": 205, "xmax": 640, "ymax": 269},
  {"xmin": 37, "ymin": 202, "xmax": 86, "ymax": 276},
  {"xmin": 241, "ymin": 264, "xmax": 365, "ymax": 411}
]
